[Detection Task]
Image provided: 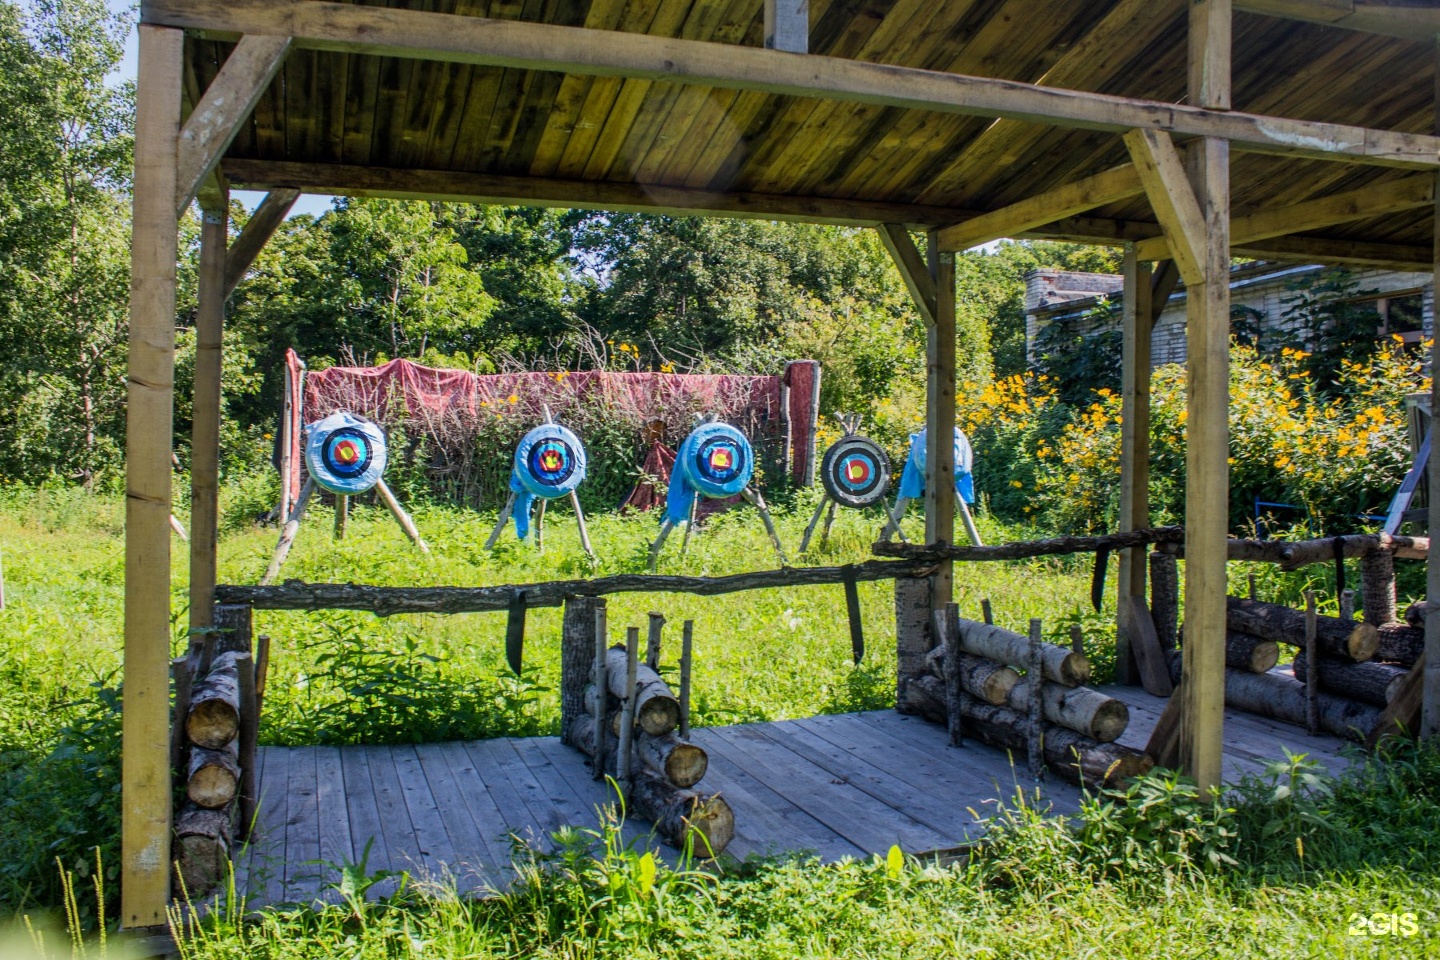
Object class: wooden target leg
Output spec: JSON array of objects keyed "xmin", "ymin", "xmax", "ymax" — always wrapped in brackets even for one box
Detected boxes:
[
  {"xmin": 535, "ymin": 498, "xmax": 547, "ymax": 552},
  {"xmin": 334, "ymin": 494, "xmax": 348, "ymax": 540},
  {"xmin": 569, "ymin": 490, "xmax": 596, "ymax": 560},
  {"xmin": 958, "ymin": 497, "xmax": 983, "ymax": 547},
  {"xmin": 485, "ymin": 491, "xmax": 517, "ymax": 550},
  {"xmin": 680, "ymin": 493, "xmax": 699, "ymax": 556},
  {"xmin": 375, "ymin": 477, "xmax": 430, "ymax": 554},
  {"xmin": 819, "ymin": 498, "xmax": 840, "ymax": 550},
  {"xmin": 799, "ymin": 496, "xmax": 829, "ymax": 554},
  {"xmin": 742, "ymin": 487, "xmax": 788, "ymax": 566},
  {"xmin": 169, "ymin": 513, "xmax": 189, "ymax": 541},
  {"xmin": 649, "ymin": 518, "xmax": 677, "ymax": 572},
  {"xmin": 261, "ymin": 477, "xmax": 315, "ymax": 585},
  {"xmin": 882, "ymin": 497, "xmax": 909, "ymax": 543}
]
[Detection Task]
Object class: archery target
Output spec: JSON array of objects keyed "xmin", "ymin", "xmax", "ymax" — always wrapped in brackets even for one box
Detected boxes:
[
  {"xmin": 821, "ymin": 436, "xmax": 891, "ymax": 508},
  {"xmin": 304, "ymin": 411, "xmax": 388, "ymax": 495},
  {"xmin": 677, "ymin": 421, "xmax": 753, "ymax": 499},
  {"xmin": 513, "ymin": 423, "xmax": 587, "ymax": 499}
]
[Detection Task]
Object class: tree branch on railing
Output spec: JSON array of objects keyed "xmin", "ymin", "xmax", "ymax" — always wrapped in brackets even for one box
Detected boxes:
[
  {"xmin": 872, "ymin": 527, "xmax": 1185, "ymax": 563},
  {"xmin": 214, "ymin": 559, "xmax": 940, "ymax": 615}
]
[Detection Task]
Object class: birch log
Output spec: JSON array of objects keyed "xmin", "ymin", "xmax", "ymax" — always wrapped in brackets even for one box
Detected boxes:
[
  {"xmin": 903, "ymin": 675, "xmax": 1150, "ymax": 787},
  {"xmin": 185, "ymin": 651, "xmax": 242, "ymax": 749},
  {"xmin": 1291, "ymin": 651, "xmax": 1407, "ymax": 707},
  {"xmin": 568, "ymin": 713, "xmax": 709, "ymax": 787},
  {"xmin": 953, "ymin": 619, "xmax": 1091, "ymax": 686},
  {"xmin": 1162, "ymin": 661, "xmax": 1383, "ymax": 741},
  {"xmin": 1224, "ymin": 632, "xmax": 1281, "ymax": 673},
  {"xmin": 922, "ymin": 646, "xmax": 1020, "ymax": 705},
  {"xmin": 627, "ymin": 770, "xmax": 735, "ymax": 858},
  {"xmin": 174, "ymin": 802, "xmax": 233, "ymax": 896},
  {"xmin": 186, "ymin": 741, "xmax": 240, "ymax": 808},
  {"xmin": 1374, "ymin": 624, "xmax": 1424, "ymax": 668},
  {"xmin": 603, "ymin": 645, "xmax": 680, "ymax": 735},
  {"xmin": 1225, "ymin": 597, "xmax": 1379, "ymax": 661},
  {"xmin": 1002, "ymin": 679, "xmax": 1130, "ymax": 743}
]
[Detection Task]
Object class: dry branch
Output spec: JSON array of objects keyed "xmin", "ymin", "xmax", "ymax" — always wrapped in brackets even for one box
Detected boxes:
[{"xmin": 873, "ymin": 526, "xmax": 1183, "ymax": 562}]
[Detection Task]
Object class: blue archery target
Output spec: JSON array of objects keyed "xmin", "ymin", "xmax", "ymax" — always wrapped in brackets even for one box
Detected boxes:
[
  {"xmin": 899, "ymin": 427, "xmax": 975, "ymax": 504},
  {"xmin": 678, "ymin": 422, "xmax": 753, "ymax": 499},
  {"xmin": 513, "ymin": 423, "xmax": 586, "ymax": 499},
  {"xmin": 305, "ymin": 412, "xmax": 388, "ymax": 495},
  {"xmin": 821, "ymin": 436, "xmax": 891, "ymax": 508}
]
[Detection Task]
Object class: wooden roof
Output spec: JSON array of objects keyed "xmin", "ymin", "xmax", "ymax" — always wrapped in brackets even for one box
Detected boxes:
[{"xmin": 155, "ymin": 0, "xmax": 1437, "ymax": 267}]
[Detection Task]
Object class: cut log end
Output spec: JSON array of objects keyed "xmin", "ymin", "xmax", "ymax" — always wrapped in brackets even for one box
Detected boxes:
[
  {"xmin": 1090, "ymin": 699, "xmax": 1131, "ymax": 744},
  {"xmin": 680, "ymin": 793, "xmax": 735, "ymax": 859},
  {"xmin": 638, "ymin": 697, "xmax": 681, "ymax": 737},
  {"xmin": 185, "ymin": 699, "xmax": 239, "ymax": 750},
  {"xmin": 1058, "ymin": 652, "xmax": 1091, "ymax": 687}
]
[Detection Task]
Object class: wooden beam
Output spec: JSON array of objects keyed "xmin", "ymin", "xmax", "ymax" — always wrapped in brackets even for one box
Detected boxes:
[
  {"xmin": 223, "ymin": 188, "xmax": 300, "ymax": 299},
  {"xmin": 1016, "ymin": 215, "xmax": 1163, "ymax": 246},
  {"xmin": 189, "ymin": 196, "xmax": 227, "ymax": 641},
  {"xmin": 221, "ymin": 159, "xmax": 977, "ymax": 229},
  {"xmin": 935, "ymin": 164, "xmax": 1145, "ymax": 252},
  {"xmin": 1235, "ymin": 1, "xmax": 1440, "ymax": 40},
  {"xmin": 123, "ymin": 22, "xmax": 183, "ymax": 930},
  {"xmin": 143, "ymin": 0, "xmax": 1440, "ymax": 168},
  {"xmin": 1116, "ymin": 248, "xmax": 1152, "ymax": 686},
  {"xmin": 1136, "ymin": 173, "xmax": 1436, "ymax": 260},
  {"xmin": 926, "ymin": 233, "xmax": 956, "ymax": 607},
  {"xmin": 174, "ymin": 34, "xmax": 292, "ymax": 217},
  {"xmin": 877, "ymin": 224, "xmax": 936, "ymax": 325},
  {"xmin": 1425, "ymin": 36, "xmax": 1440, "ymax": 741},
  {"xmin": 1179, "ymin": 0, "xmax": 1231, "ymax": 795},
  {"xmin": 1125, "ymin": 129, "xmax": 1208, "ymax": 288},
  {"xmin": 1231, "ymin": 235, "xmax": 1432, "ymax": 271},
  {"xmin": 764, "ymin": 0, "xmax": 807, "ymax": 55}
]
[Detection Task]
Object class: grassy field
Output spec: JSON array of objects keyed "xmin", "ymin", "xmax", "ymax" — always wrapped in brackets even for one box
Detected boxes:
[{"xmin": 2, "ymin": 481, "xmax": 1438, "ymax": 958}]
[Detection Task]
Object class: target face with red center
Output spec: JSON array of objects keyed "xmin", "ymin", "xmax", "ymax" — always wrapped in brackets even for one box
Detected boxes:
[
  {"xmin": 696, "ymin": 435, "xmax": 747, "ymax": 486},
  {"xmin": 304, "ymin": 412, "xmax": 389, "ymax": 495},
  {"xmin": 673, "ymin": 421, "xmax": 754, "ymax": 500},
  {"xmin": 514, "ymin": 423, "xmax": 587, "ymax": 498},
  {"xmin": 821, "ymin": 436, "xmax": 891, "ymax": 508}
]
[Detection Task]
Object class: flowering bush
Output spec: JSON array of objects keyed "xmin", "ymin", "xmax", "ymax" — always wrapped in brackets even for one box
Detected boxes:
[{"xmin": 961, "ymin": 337, "xmax": 1427, "ymax": 534}]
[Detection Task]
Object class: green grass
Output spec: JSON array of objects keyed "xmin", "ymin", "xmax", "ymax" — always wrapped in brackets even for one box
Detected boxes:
[{"xmin": 3, "ymin": 480, "xmax": 1438, "ymax": 957}]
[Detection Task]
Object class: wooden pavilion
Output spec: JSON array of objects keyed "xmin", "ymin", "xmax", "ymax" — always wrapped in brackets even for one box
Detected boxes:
[{"xmin": 124, "ymin": 0, "xmax": 1440, "ymax": 929}]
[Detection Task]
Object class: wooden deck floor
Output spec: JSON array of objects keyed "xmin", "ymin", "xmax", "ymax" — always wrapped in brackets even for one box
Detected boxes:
[{"xmin": 231, "ymin": 687, "xmax": 1355, "ymax": 909}]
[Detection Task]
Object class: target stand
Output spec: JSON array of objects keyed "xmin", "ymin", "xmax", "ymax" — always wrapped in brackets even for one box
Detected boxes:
[
  {"xmin": 484, "ymin": 407, "xmax": 596, "ymax": 561},
  {"xmin": 261, "ymin": 412, "xmax": 429, "ymax": 586},
  {"xmin": 798, "ymin": 414, "xmax": 902, "ymax": 554},
  {"xmin": 648, "ymin": 418, "xmax": 787, "ymax": 571},
  {"xmin": 882, "ymin": 426, "xmax": 984, "ymax": 548}
]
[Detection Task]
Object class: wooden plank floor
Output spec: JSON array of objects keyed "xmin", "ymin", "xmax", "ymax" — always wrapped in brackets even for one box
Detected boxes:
[{"xmin": 231, "ymin": 693, "xmax": 1354, "ymax": 909}]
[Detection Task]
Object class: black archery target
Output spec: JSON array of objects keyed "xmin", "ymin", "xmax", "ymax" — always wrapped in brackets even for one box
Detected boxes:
[{"xmin": 820, "ymin": 436, "xmax": 891, "ymax": 508}]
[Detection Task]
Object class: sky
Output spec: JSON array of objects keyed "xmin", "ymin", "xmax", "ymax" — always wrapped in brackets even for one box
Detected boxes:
[{"xmin": 106, "ymin": 1, "xmax": 333, "ymax": 219}]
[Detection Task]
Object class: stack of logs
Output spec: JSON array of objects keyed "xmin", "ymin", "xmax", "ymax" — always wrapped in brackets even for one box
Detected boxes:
[
  {"xmin": 1150, "ymin": 539, "xmax": 1426, "ymax": 743},
  {"xmin": 171, "ymin": 605, "xmax": 267, "ymax": 895},
  {"xmin": 559, "ymin": 601, "xmax": 734, "ymax": 857},
  {"xmin": 896, "ymin": 582, "xmax": 1152, "ymax": 787}
]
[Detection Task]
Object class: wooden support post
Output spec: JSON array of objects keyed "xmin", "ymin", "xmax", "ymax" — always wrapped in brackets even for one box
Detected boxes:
[
  {"xmin": 255, "ymin": 634, "xmax": 271, "ymax": 711},
  {"xmin": 334, "ymin": 494, "xmax": 348, "ymax": 540},
  {"xmin": 926, "ymin": 233, "xmax": 956, "ymax": 609},
  {"xmin": 1340, "ymin": 588, "xmax": 1356, "ymax": 623},
  {"xmin": 764, "ymin": 0, "xmax": 808, "ymax": 54},
  {"xmin": 189, "ymin": 200, "xmax": 227, "ymax": 639},
  {"xmin": 1180, "ymin": 0, "xmax": 1231, "ymax": 791},
  {"xmin": 894, "ymin": 577, "xmax": 932, "ymax": 708},
  {"xmin": 1069, "ymin": 624, "xmax": 1085, "ymax": 657},
  {"xmin": 560, "ymin": 597, "xmax": 599, "ymax": 744},
  {"xmin": 374, "ymin": 478, "xmax": 429, "ymax": 553},
  {"xmin": 1027, "ymin": 618, "xmax": 1045, "ymax": 780},
  {"xmin": 646, "ymin": 612, "xmax": 665, "ymax": 672},
  {"xmin": 122, "ymin": 23, "xmax": 183, "ymax": 929},
  {"xmin": 505, "ymin": 590, "xmax": 527, "ymax": 676},
  {"xmin": 260, "ymin": 477, "xmax": 314, "ymax": 586},
  {"xmin": 1304, "ymin": 591, "xmax": 1320, "ymax": 735},
  {"xmin": 843, "ymin": 564, "xmax": 865, "ymax": 665},
  {"xmin": 617, "ymin": 626, "xmax": 641, "ymax": 790},
  {"xmin": 236, "ymin": 652, "xmax": 257, "ymax": 839},
  {"xmin": 1427, "ymin": 35, "xmax": 1440, "ymax": 739},
  {"xmin": 1116, "ymin": 247, "xmax": 1152, "ymax": 686},
  {"xmin": 170, "ymin": 656, "xmax": 193, "ymax": 772},
  {"xmin": 942, "ymin": 603, "xmax": 965, "ymax": 747},
  {"xmin": 592, "ymin": 600, "xmax": 608, "ymax": 779},
  {"xmin": 679, "ymin": 620, "xmax": 694, "ymax": 740},
  {"xmin": 224, "ymin": 189, "xmax": 300, "ymax": 299}
]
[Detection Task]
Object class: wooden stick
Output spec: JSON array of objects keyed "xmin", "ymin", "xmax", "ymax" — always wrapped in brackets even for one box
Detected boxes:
[
  {"xmin": 1340, "ymin": 588, "xmax": 1355, "ymax": 623},
  {"xmin": 169, "ymin": 513, "xmax": 189, "ymax": 541},
  {"xmin": 1027, "ymin": 618, "xmax": 1045, "ymax": 779},
  {"xmin": 235, "ymin": 652, "xmax": 257, "ymax": 838},
  {"xmin": 485, "ymin": 490, "xmax": 516, "ymax": 550},
  {"xmin": 254, "ymin": 634, "xmax": 271, "ymax": 711},
  {"xmin": 592, "ymin": 600, "xmax": 608, "ymax": 780},
  {"xmin": 1248, "ymin": 571, "xmax": 1257, "ymax": 601},
  {"xmin": 680, "ymin": 494, "xmax": 699, "ymax": 556},
  {"xmin": 883, "ymin": 496, "xmax": 910, "ymax": 543},
  {"xmin": 742, "ymin": 487, "xmax": 788, "ymax": 566},
  {"xmin": 374, "ymin": 477, "xmax": 428, "ymax": 553},
  {"xmin": 1304, "ymin": 590, "xmax": 1320, "ymax": 735},
  {"xmin": 333, "ymin": 494, "xmax": 348, "ymax": 540},
  {"xmin": 799, "ymin": 496, "xmax": 829, "ymax": 554},
  {"xmin": 171, "ymin": 655, "xmax": 194, "ymax": 772},
  {"xmin": 534, "ymin": 497, "xmax": 546, "ymax": 552},
  {"xmin": 1069, "ymin": 623, "xmax": 1085, "ymax": 656},
  {"xmin": 569, "ymin": 489, "xmax": 596, "ymax": 560},
  {"xmin": 843, "ymin": 564, "xmax": 864, "ymax": 665},
  {"xmin": 679, "ymin": 620, "xmax": 694, "ymax": 740},
  {"xmin": 617, "ymin": 626, "xmax": 640, "ymax": 791},
  {"xmin": 981, "ymin": 598, "xmax": 993, "ymax": 626},
  {"xmin": 819, "ymin": 498, "xmax": 839, "ymax": 549},
  {"xmin": 649, "ymin": 518, "xmax": 677, "ymax": 571},
  {"xmin": 943, "ymin": 603, "xmax": 964, "ymax": 747},
  {"xmin": 260, "ymin": 476, "xmax": 314, "ymax": 586},
  {"xmin": 957, "ymin": 497, "xmax": 983, "ymax": 547},
  {"xmin": 875, "ymin": 525, "xmax": 1185, "ymax": 561},
  {"xmin": 646, "ymin": 612, "xmax": 665, "ymax": 672}
]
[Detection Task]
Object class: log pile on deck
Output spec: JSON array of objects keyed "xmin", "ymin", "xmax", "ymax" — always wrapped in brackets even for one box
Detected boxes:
[{"xmin": 560, "ymin": 600, "xmax": 734, "ymax": 858}]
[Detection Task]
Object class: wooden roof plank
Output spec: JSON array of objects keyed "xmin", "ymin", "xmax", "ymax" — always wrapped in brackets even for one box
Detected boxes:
[
  {"xmin": 935, "ymin": 163, "xmax": 1146, "ymax": 252},
  {"xmin": 1236, "ymin": 0, "xmax": 1440, "ymax": 40}
]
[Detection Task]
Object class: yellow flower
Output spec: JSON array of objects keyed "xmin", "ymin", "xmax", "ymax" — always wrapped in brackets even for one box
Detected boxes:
[
  {"xmin": 507, "ymin": 394, "xmax": 518, "ymax": 404},
  {"xmin": 1010, "ymin": 480, "xmax": 1023, "ymax": 488}
]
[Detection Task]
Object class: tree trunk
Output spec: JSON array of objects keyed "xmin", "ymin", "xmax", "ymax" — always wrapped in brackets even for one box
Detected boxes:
[
  {"xmin": 1374, "ymin": 624, "xmax": 1423, "ymax": 668},
  {"xmin": 568, "ymin": 714, "xmax": 710, "ymax": 788},
  {"xmin": 186, "ymin": 651, "xmax": 242, "ymax": 749},
  {"xmin": 894, "ymin": 577, "xmax": 932, "ymax": 707},
  {"xmin": 922, "ymin": 646, "xmax": 1020, "ymax": 705},
  {"xmin": 1002, "ymin": 678, "xmax": 1130, "ymax": 742},
  {"xmin": 173, "ymin": 802, "xmax": 234, "ymax": 897},
  {"xmin": 603, "ymin": 645, "xmax": 680, "ymax": 736},
  {"xmin": 1360, "ymin": 548, "xmax": 1397, "ymax": 626},
  {"xmin": 1225, "ymin": 597, "xmax": 1378, "ymax": 661},
  {"xmin": 560, "ymin": 597, "xmax": 600, "ymax": 746},
  {"xmin": 186, "ymin": 741, "xmax": 240, "ymax": 809},
  {"xmin": 1149, "ymin": 551, "xmax": 1180, "ymax": 650},
  {"xmin": 1291, "ymin": 651, "xmax": 1406, "ymax": 707},
  {"xmin": 953, "ymin": 619, "xmax": 1091, "ymax": 686},
  {"xmin": 902, "ymin": 675, "xmax": 1151, "ymax": 787},
  {"xmin": 1224, "ymin": 631, "xmax": 1280, "ymax": 673}
]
